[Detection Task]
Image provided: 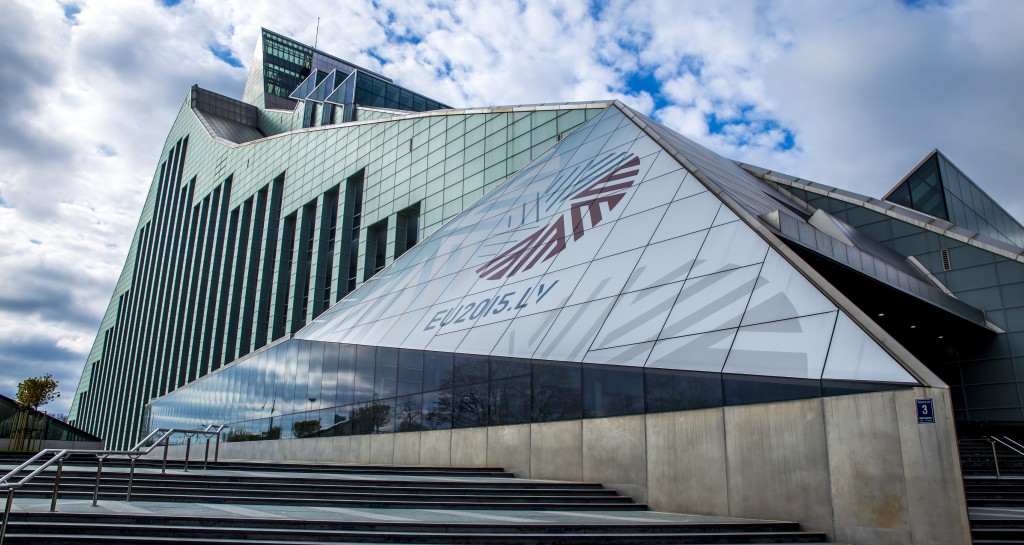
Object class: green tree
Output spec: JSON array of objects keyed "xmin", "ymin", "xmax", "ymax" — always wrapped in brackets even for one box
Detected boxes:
[
  {"xmin": 10, "ymin": 374, "xmax": 60, "ymax": 451},
  {"xmin": 16, "ymin": 374, "xmax": 59, "ymax": 410},
  {"xmin": 291, "ymin": 419, "xmax": 322, "ymax": 438}
]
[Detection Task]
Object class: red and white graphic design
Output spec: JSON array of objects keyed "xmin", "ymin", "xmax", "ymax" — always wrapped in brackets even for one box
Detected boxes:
[{"xmin": 476, "ymin": 154, "xmax": 641, "ymax": 280}]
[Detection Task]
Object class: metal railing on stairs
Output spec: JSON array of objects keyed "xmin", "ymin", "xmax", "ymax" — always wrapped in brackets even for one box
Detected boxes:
[
  {"xmin": 983, "ymin": 436, "xmax": 1024, "ymax": 479},
  {"xmin": 0, "ymin": 424, "xmax": 227, "ymax": 545}
]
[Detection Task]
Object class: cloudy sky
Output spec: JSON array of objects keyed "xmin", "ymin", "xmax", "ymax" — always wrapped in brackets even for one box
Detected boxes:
[{"xmin": 1, "ymin": 0, "xmax": 1022, "ymax": 416}]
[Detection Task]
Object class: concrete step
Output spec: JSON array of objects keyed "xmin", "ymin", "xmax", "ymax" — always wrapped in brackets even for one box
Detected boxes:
[
  {"xmin": 0, "ymin": 511, "xmax": 831, "ymax": 544},
  {"xmin": 18, "ymin": 471, "xmax": 610, "ymax": 493},
  {"xmin": 0, "ymin": 454, "xmax": 515, "ymax": 478},
  {"xmin": 17, "ymin": 492, "xmax": 648, "ymax": 510}
]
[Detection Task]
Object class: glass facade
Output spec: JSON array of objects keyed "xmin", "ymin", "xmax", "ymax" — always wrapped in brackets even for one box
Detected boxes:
[
  {"xmin": 0, "ymin": 394, "xmax": 100, "ymax": 444},
  {"xmin": 78, "ymin": 28, "xmax": 1023, "ymax": 454},
  {"xmin": 70, "ymin": 29, "xmax": 607, "ymax": 448},
  {"xmin": 297, "ymin": 106, "xmax": 918, "ymax": 391},
  {"xmin": 148, "ymin": 337, "xmax": 911, "ymax": 441},
  {"xmin": 887, "ymin": 151, "xmax": 1024, "ymax": 248}
]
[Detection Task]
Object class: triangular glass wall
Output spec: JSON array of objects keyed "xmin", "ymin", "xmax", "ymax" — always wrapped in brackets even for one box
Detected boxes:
[
  {"xmin": 886, "ymin": 151, "xmax": 1024, "ymax": 247},
  {"xmin": 299, "ymin": 105, "xmax": 919, "ymax": 389},
  {"xmin": 288, "ymin": 69, "xmax": 325, "ymax": 101}
]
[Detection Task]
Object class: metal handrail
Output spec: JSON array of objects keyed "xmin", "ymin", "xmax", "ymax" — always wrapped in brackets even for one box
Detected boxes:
[
  {"xmin": 999, "ymin": 436, "xmax": 1024, "ymax": 455},
  {"xmin": 986, "ymin": 436, "xmax": 1024, "ymax": 479},
  {"xmin": 991, "ymin": 436, "xmax": 1024, "ymax": 458},
  {"xmin": 0, "ymin": 425, "xmax": 227, "ymax": 545}
]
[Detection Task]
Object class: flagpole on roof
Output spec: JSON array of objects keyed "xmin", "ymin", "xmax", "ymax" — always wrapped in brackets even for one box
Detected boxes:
[{"xmin": 313, "ymin": 17, "xmax": 320, "ymax": 50}]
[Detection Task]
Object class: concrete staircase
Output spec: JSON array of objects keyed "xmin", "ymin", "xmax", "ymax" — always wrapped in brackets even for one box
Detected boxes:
[
  {"xmin": 0, "ymin": 454, "xmax": 835, "ymax": 544},
  {"xmin": 959, "ymin": 437, "xmax": 1024, "ymax": 544}
]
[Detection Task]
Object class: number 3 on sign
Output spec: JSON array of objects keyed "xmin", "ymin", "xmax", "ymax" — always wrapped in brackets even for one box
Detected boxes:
[{"xmin": 916, "ymin": 399, "xmax": 935, "ymax": 424}]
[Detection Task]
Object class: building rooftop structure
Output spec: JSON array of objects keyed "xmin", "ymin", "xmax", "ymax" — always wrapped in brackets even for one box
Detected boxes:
[{"xmin": 68, "ymin": 28, "xmax": 1024, "ymax": 545}]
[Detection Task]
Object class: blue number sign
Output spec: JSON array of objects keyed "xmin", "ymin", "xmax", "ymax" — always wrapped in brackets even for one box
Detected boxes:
[{"xmin": 916, "ymin": 399, "xmax": 935, "ymax": 424}]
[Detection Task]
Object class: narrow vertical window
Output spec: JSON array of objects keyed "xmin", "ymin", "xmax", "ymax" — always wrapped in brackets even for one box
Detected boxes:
[
  {"xmin": 341, "ymin": 170, "xmax": 364, "ymax": 295},
  {"xmin": 395, "ymin": 202, "xmax": 420, "ymax": 258},
  {"xmin": 364, "ymin": 219, "xmax": 388, "ymax": 280}
]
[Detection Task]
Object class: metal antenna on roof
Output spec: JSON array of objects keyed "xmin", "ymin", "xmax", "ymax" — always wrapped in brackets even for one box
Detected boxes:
[{"xmin": 313, "ymin": 17, "xmax": 320, "ymax": 50}]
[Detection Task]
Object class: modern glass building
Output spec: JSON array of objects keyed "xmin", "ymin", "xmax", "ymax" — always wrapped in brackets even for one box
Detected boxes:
[{"xmin": 70, "ymin": 28, "xmax": 1024, "ymax": 544}]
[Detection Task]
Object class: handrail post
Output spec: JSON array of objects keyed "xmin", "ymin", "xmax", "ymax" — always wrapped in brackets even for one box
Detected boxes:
[
  {"xmin": 91, "ymin": 457, "xmax": 104, "ymax": 507},
  {"xmin": 991, "ymin": 439, "xmax": 1002, "ymax": 479},
  {"xmin": 215, "ymin": 428, "xmax": 221, "ymax": 462},
  {"xmin": 126, "ymin": 457, "xmax": 136, "ymax": 501},
  {"xmin": 162, "ymin": 436, "xmax": 170, "ymax": 474},
  {"xmin": 203, "ymin": 436, "xmax": 210, "ymax": 470},
  {"xmin": 183, "ymin": 436, "xmax": 191, "ymax": 473},
  {"xmin": 50, "ymin": 458, "xmax": 64, "ymax": 512},
  {"xmin": 1, "ymin": 488, "xmax": 14, "ymax": 545}
]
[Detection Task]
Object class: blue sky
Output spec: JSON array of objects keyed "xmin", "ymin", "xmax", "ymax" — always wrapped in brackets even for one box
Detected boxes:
[{"xmin": 0, "ymin": 0, "xmax": 1022, "ymax": 416}]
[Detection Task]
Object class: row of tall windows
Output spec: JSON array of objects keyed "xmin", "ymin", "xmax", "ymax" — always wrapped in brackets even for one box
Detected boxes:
[{"xmin": 76, "ymin": 157, "xmax": 424, "ymax": 448}]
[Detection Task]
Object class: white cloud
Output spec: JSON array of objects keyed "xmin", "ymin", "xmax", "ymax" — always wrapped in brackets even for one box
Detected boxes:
[{"xmin": 1, "ymin": 0, "xmax": 1021, "ymax": 417}]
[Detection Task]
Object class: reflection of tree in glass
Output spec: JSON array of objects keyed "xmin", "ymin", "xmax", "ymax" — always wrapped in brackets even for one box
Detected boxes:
[
  {"xmin": 396, "ymin": 400, "xmax": 424, "ymax": 432},
  {"xmin": 533, "ymin": 387, "xmax": 578, "ymax": 421},
  {"xmin": 351, "ymin": 400, "xmax": 391, "ymax": 434},
  {"xmin": 454, "ymin": 386, "xmax": 488, "ymax": 427},
  {"xmin": 489, "ymin": 379, "xmax": 530, "ymax": 425},
  {"xmin": 424, "ymin": 391, "xmax": 452, "ymax": 429},
  {"xmin": 225, "ymin": 428, "xmax": 262, "ymax": 442},
  {"xmin": 291, "ymin": 418, "xmax": 322, "ymax": 438},
  {"xmin": 426, "ymin": 386, "xmax": 487, "ymax": 428}
]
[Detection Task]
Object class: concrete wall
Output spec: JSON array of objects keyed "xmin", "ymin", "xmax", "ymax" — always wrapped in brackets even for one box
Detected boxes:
[{"xmin": 155, "ymin": 386, "xmax": 969, "ymax": 545}]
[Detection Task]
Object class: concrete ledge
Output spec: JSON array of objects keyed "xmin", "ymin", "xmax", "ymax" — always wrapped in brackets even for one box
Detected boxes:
[{"xmin": 152, "ymin": 388, "xmax": 968, "ymax": 545}]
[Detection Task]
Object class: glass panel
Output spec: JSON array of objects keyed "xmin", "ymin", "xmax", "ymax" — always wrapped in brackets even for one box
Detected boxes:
[
  {"xmin": 593, "ymin": 204, "xmax": 668, "ymax": 260},
  {"xmin": 351, "ymin": 399, "xmax": 393, "ymax": 434},
  {"xmin": 534, "ymin": 297, "xmax": 617, "ymax": 362},
  {"xmin": 422, "ymin": 351, "xmax": 454, "ymax": 392},
  {"xmin": 649, "ymin": 192, "xmax": 721, "ymax": 244},
  {"xmin": 422, "ymin": 389, "xmax": 453, "ymax": 429},
  {"xmin": 456, "ymin": 319, "xmax": 510, "ymax": 355},
  {"xmin": 623, "ymin": 230, "xmax": 705, "ymax": 293},
  {"xmin": 722, "ymin": 374, "xmax": 822, "ymax": 406},
  {"xmin": 375, "ymin": 346, "xmax": 399, "ymax": 399},
  {"xmin": 646, "ymin": 328, "xmax": 736, "ymax": 373},
  {"xmin": 565, "ymin": 248, "xmax": 644, "ymax": 306},
  {"xmin": 490, "ymin": 356, "xmax": 531, "ymax": 380},
  {"xmin": 644, "ymin": 368, "xmax": 723, "ymax": 413},
  {"xmin": 741, "ymin": 250, "xmax": 836, "ymax": 326},
  {"xmin": 584, "ymin": 342, "xmax": 654, "ymax": 367},
  {"xmin": 619, "ymin": 169, "xmax": 689, "ymax": 219},
  {"xmin": 821, "ymin": 312, "xmax": 918, "ymax": 383},
  {"xmin": 306, "ymin": 342, "xmax": 324, "ymax": 411},
  {"xmin": 394, "ymin": 394, "xmax": 425, "ymax": 432},
  {"xmin": 492, "ymin": 309, "xmax": 560, "ymax": 359},
  {"xmin": 452, "ymin": 383, "xmax": 488, "ymax": 428},
  {"xmin": 592, "ymin": 282, "xmax": 683, "ymax": 350},
  {"xmin": 531, "ymin": 360, "xmax": 582, "ymax": 423},
  {"xmin": 489, "ymin": 376, "xmax": 532, "ymax": 425},
  {"xmin": 582, "ymin": 364, "xmax": 644, "ymax": 418},
  {"xmin": 662, "ymin": 264, "xmax": 759, "ymax": 338},
  {"xmin": 688, "ymin": 220, "xmax": 769, "ymax": 279},
  {"xmin": 723, "ymin": 312, "xmax": 838, "ymax": 379},
  {"xmin": 453, "ymin": 353, "xmax": 489, "ymax": 386},
  {"xmin": 335, "ymin": 344, "xmax": 356, "ymax": 407},
  {"xmin": 353, "ymin": 345, "xmax": 375, "ymax": 402},
  {"xmin": 320, "ymin": 343, "xmax": 340, "ymax": 409},
  {"xmin": 397, "ymin": 349, "xmax": 424, "ymax": 396}
]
